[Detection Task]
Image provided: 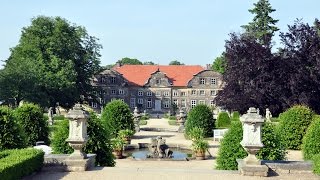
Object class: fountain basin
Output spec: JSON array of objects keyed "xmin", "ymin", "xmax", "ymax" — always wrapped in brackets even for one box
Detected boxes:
[{"xmin": 125, "ymin": 148, "xmax": 192, "ymax": 161}]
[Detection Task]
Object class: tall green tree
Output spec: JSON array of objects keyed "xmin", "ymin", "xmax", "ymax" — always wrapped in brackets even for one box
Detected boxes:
[
  {"xmin": 118, "ymin": 57, "xmax": 142, "ymax": 65},
  {"xmin": 169, "ymin": 60, "xmax": 184, "ymax": 65},
  {"xmin": 0, "ymin": 16, "xmax": 101, "ymax": 108},
  {"xmin": 241, "ymin": 0, "xmax": 279, "ymax": 47},
  {"xmin": 143, "ymin": 61, "xmax": 155, "ymax": 65},
  {"xmin": 212, "ymin": 53, "xmax": 227, "ymax": 74}
]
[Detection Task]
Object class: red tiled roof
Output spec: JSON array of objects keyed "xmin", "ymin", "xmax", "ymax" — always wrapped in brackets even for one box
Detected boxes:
[{"xmin": 114, "ymin": 65, "xmax": 204, "ymax": 86}]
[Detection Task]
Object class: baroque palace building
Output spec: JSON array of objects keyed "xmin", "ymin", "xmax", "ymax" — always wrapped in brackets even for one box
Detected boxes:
[{"xmin": 89, "ymin": 64, "xmax": 223, "ymax": 114}]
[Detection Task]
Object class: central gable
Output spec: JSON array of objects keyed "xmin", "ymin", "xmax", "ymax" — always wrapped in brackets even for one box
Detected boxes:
[{"xmin": 114, "ymin": 65, "xmax": 204, "ymax": 87}]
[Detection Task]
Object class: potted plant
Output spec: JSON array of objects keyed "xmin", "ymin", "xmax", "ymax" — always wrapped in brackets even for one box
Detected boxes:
[
  {"xmin": 191, "ymin": 139, "xmax": 209, "ymax": 160},
  {"xmin": 118, "ymin": 129, "xmax": 135, "ymax": 145},
  {"xmin": 111, "ymin": 137, "xmax": 124, "ymax": 159}
]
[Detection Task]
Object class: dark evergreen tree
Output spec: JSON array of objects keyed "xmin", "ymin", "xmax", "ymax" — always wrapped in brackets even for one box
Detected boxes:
[{"xmin": 242, "ymin": 0, "xmax": 279, "ymax": 47}]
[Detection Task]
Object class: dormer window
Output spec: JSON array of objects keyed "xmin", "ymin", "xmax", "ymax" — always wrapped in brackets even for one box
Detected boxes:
[
  {"xmin": 200, "ymin": 78, "xmax": 205, "ymax": 85},
  {"xmin": 111, "ymin": 77, "xmax": 116, "ymax": 84},
  {"xmin": 211, "ymin": 78, "xmax": 216, "ymax": 85},
  {"xmin": 156, "ymin": 79, "xmax": 161, "ymax": 85}
]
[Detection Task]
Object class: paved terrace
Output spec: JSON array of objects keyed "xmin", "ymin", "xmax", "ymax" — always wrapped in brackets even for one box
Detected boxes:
[{"xmin": 26, "ymin": 118, "xmax": 318, "ymax": 180}]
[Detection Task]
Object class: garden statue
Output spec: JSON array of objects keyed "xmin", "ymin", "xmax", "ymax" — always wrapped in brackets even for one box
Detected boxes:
[
  {"xmin": 177, "ymin": 109, "xmax": 187, "ymax": 133},
  {"xmin": 147, "ymin": 136, "xmax": 173, "ymax": 158},
  {"xmin": 48, "ymin": 107, "xmax": 54, "ymax": 126},
  {"xmin": 265, "ymin": 108, "xmax": 272, "ymax": 122}
]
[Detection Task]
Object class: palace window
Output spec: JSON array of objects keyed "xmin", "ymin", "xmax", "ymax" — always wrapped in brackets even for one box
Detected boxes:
[
  {"xmin": 211, "ymin": 90, "xmax": 217, "ymax": 96},
  {"xmin": 164, "ymin": 100, "xmax": 170, "ymax": 108},
  {"xmin": 138, "ymin": 98, "xmax": 144, "ymax": 104},
  {"xmin": 191, "ymin": 90, "xmax": 196, "ymax": 95},
  {"xmin": 119, "ymin": 89, "xmax": 124, "ymax": 95},
  {"xmin": 138, "ymin": 91, "xmax": 143, "ymax": 96},
  {"xmin": 181, "ymin": 92, "xmax": 186, "ymax": 96},
  {"xmin": 147, "ymin": 91, "xmax": 152, "ymax": 96},
  {"xmin": 181, "ymin": 99, "xmax": 186, "ymax": 107},
  {"xmin": 200, "ymin": 90, "xmax": 205, "ymax": 96},
  {"xmin": 173, "ymin": 99, "xmax": 178, "ymax": 106},
  {"xmin": 147, "ymin": 99, "xmax": 152, "ymax": 108},
  {"xmin": 211, "ymin": 78, "xmax": 216, "ymax": 85},
  {"xmin": 91, "ymin": 102, "xmax": 97, "ymax": 108},
  {"xmin": 210, "ymin": 100, "xmax": 215, "ymax": 107},
  {"xmin": 163, "ymin": 91, "xmax": 170, "ymax": 96},
  {"xmin": 111, "ymin": 89, "xmax": 116, "ymax": 95},
  {"xmin": 173, "ymin": 91, "xmax": 179, "ymax": 97},
  {"xmin": 111, "ymin": 77, "xmax": 116, "ymax": 84},
  {"xmin": 200, "ymin": 78, "xmax": 205, "ymax": 85},
  {"xmin": 191, "ymin": 100, "xmax": 197, "ymax": 108},
  {"xmin": 156, "ymin": 91, "xmax": 161, "ymax": 96},
  {"xmin": 199, "ymin": 100, "xmax": 205, "ymax": 105},
  {"xmin": 130, "ymin": 98, "xmax": 135, "ymax": 108}
]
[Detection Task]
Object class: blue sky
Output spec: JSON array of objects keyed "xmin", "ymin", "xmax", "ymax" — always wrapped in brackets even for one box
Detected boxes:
[{"xmin": 0, "ymin": 0, "xmax": 319, "ymax": 67}]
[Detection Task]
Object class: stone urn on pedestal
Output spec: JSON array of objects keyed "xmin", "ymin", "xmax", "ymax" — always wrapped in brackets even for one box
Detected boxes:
[
  {"xmin": 133, "ymin": 107, "xmax": 141, "ymax": 132},
  {"xmin": 238, "ymin": 107, "xmax": 268, "ymax": 176}
]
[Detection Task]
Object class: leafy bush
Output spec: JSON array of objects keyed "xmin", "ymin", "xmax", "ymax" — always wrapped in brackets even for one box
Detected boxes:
[
  {"xmin": 53, "ymin": 115, "xmax": 65, "ymax": 120},
  {"xmin": 188, "ymin": 127, "xmax": 205, "ymax": 141},
  {"xmin": 216, "ymin": 112, "xmax": 231, "ymax": 128},
  {"xmin": 231, "ymin": 111, "xmax": 240, "ymax": 121},
  {"xmin": 51, "ymin": 112, "xmax": 115, "ymax": 166},
  {"xmin": 84, "ymin": 112, "xmax": 115, "ymax": 166},
  {"xmin": 168, "ymin": 120, "xmax": 177, "ymax": 126},
  {"xmin": 257, "ymin": 123, "xmax": 286, "ymax": 160},
  {"xmin": 118, "ymin": 129, "xmax": 134, "ymax": 139},
  {"xmin": 139, "ymin": 120, "xmax": 147, "ymax": 125},
  {"xmin": 0, "ymin": 148, "xmax": 44, "ymax": 180},
  {"xmin": 51, "ymin": 120, "xmax": 73, "ymax": 154},
  {"xmin": 191, "ymin": 139, "xmax": 209, "ymax": 153},
  {"xmin": 302, "ymin": 115, "xmax": 320, "ymax": 160},
  {"xmin": 278, "ymin": 105, "xmax": 314, "ymax": 150},
  {"xmin": 312, "ymin": 154, "xmax": 320, "ymax": 174},
  {"xmin": 101, "ymin": 100, "xmax": 134, "ymax": 138},
  {"xmin": 216, "ymin": 121, "xmax": 247, "ymax": 170},
  {"xmin": 216, "ymin": 121, "xmax": 286, "ymax": 170},
  {"xmin": 140, "ymin": 114, "xmax": 150, "ymax": 120},
  {"xmin": 0, "ymin": 106, "xmax": 26, "ymax": 150},
  {"xmin": 15, "ymin": 103, "xmax": 49, "ymax": 146},
  {"xmin": 169, "ymin": 116, "xmax": 176, "ymax": 120},
  {"xmin": 185, "ymin": 104, "xmax": 215, "ymax": 137}
]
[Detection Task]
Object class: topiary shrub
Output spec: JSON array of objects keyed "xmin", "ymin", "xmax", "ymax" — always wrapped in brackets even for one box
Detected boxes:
[
  {"xmin": 312, "ymin": 154, "xmax": 320, "ymax": 174},
  {"xmin": 302, "ymin": 115, "xmax": 320, "ymax": 160},
  {"xmin": 84, "ymin": 111, "xmax": 115, "ymax": 166},
  {"xmin": 14, "ymin": 103, "xmax": 49, "ymax": 146},
  {"xmin": 216, "ymin": 121, "xmax": 247, "ymax": 170},
  {"xmin": 216, "ymin": 112, "xmax": 231, "ymax": 128},
  {"xmin": 277, "ymin": 105, "xmax": 314, "ymax": 150},
  {"xmin": 0, "ymin": 106, "xmax": 26, "ymax": 150},
  {"xmin": 257, "ymin": 123, "xmax": 286, "ymax": 160},
  {"xmin": 101, "ymin": 100, "xmax": 134, "ymax": 138},
  {"xmin": 185, "ymin": 104, "xmax": 214, "ymax": 137},
  {"xmin": 0, "ymin": 148, "xmax": 44, "ymax": 180},
  {"xmin": 51, "ymin": 111, "xmax": 115, "ymax": 166},
  {"xmin": 231, "ymin": 111, "xmax": 240, "ymax": 121},
  {"xmin": 216, "ymin": 121, "xmax": 286, "ymax": 170}
]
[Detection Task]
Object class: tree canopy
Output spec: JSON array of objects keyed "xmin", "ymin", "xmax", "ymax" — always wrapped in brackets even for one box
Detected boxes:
[
  {"xmin": 216, "ymin": 19, "xmax": 320, "ymax": 116},
  {"xmin": 241, "ymin": 0, "xmax": 279, "ymax": 47},
  {"xmin": 118, "ymin": 57, "xmax": 142, "ymax": 65},
  {"xmin": 169, "ymin": 60, "xmax": 184, "ymax": 65},
  {"xmin": 212, "ymin": 53, "xmax": 227, "ymax": 74},
  {"xmin": 0, "ymin": 16, "xmax": 101, "ymax": 108}
]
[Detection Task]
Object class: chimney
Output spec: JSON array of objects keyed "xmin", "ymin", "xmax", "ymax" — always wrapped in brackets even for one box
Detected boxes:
[{"xmin": 205, "ymin": 64, "xmax": 212, "ymax": 70}]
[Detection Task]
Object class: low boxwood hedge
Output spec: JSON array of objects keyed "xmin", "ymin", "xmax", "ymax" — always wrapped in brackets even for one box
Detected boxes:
[{"xmin": 0, "ymin": 148, "xmax": 44, "ymax": 180}]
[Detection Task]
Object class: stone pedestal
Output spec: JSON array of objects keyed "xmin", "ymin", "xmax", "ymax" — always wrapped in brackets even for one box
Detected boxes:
[
  {"xmin": 177, "ymin": 109, "xmax": 186, "ymax": 133},
  {"xmin": 238, "ymin": 107, "xmax": 268, "ymax": 176}
]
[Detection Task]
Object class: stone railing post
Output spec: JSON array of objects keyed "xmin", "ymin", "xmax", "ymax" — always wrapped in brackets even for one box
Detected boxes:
[{"xmin": 66, "ymin": 103, "xmax": 89, "ymax": 159}]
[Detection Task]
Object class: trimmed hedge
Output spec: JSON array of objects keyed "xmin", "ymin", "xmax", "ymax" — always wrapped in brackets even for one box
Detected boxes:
[
  {"xmin": 312, "ymin": 154, "xmax": 320, "ymax": 174},
  {"xmin": 101, "ymin": 100, "xmax": 134, "ymax": 138},
  {"xmin": 0, "ymin": 148, "xmax": 44, "ymax": 180},
  {"xmin": 185, "ymin": 104, "xmax": 215, "ymax": 137},
  {"xmin": 216, "ymin": 112, "xmax": 231, "ymax": 128},
  {"xmin": 0, "ymin": 106, "xmax": 26, "ymax": 150},
  {"xmin": 278, "ymin": 105, "xmax": 314, "ymax": 150},
  {"xmin": 15, "ymin": 103, "xmax": 49, "ymax": 146},
  {"xmin": 302, "ymin": 115, "xmax": 320, "ymax": 160}
]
